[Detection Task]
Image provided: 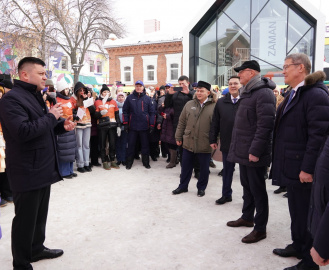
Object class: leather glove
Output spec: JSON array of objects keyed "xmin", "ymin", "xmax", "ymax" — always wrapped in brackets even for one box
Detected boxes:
[
  {"xmin": 124, "ymin": 124, "xmax": 129, "ymax": 133},
  {"xmin": 149, "ymin": 126, "xmax": 154, "ymax": 134},
  {"xmin": 100, "ymin": 109, "xmax": 108, "ymax": 115},
  {"xmin": 117, "ymin": 127, "xmax": 121, "ymax": 137}
]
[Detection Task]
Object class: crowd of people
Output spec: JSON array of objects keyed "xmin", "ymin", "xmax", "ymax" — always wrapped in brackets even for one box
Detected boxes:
[{"xmin": 0, "ymin": 53, "xmax": 328, "ymax": 270}]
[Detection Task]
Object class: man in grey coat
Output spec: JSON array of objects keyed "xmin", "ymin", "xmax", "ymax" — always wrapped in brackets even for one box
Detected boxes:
[{"xmin": 226, "ymin": 60, "xmax": 276, "ymax": 244}]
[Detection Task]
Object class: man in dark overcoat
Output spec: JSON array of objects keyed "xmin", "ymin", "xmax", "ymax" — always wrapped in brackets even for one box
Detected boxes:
[
  {"xmin": 226, "ymin": 60, "xmax": 276, "ymax": 244},
  {"xmin": 0, "ymin": 57, "xmax": 75, "ymax": 270},
  {"xmin": 271, "ymin": 53, "xmax": 329, "ymax": 270},
  {"xmin": 209, "ymin": 76, "xmax": 241, "ymax": 205}
]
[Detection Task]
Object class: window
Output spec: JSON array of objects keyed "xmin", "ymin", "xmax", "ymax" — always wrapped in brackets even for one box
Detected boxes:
[
  {"xmin": 142, "ymin": 55, "xmax": 158, "ymax": 84},
  {"xmin": 124, "ymin": 66, "xmax": 131, "ymax": 82},
  {"xmin": 170, "ymin": 63, "xmax": 179, "ymax": 81},
  {"xmin": 89, "ymin": 60, "xmax": 94, "ymax": 73},
  {"xmin": 119, "ymin": 57, "xmax": 134, "ymax": 84},
  {"xmin": 147, "ymin": 65, "xmax": 155, "ymax": 81},
  {"xmin": 61, "ymin": 56, "xmax": 68, "ymax": 70},
  {"xmin": 165, "ymin": 53, "xmax": 182, "ymax": 83},
  {"xmin": 97, "ymin": 61, "xmax": 102, "ymax": 73}
]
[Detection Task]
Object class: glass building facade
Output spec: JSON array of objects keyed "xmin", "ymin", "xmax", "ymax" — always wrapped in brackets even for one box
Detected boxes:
[{"xmin": 189, "ymin": 0, "xmax": 316, "ymax": 86}]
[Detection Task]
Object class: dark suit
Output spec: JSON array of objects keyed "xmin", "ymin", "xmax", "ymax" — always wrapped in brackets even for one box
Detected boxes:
[
  {"xmin": 0, "ymin": 79, "xmax": 65, "ymax": 269},
  {"xmin": 271, "ymin": 72, "xmax": 329, "ymax": 267}
]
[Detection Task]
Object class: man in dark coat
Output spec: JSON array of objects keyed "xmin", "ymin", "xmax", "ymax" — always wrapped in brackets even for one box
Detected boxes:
[
  {"xmin": 209, "ymin": 76, "xmax": 241, "ymax": 205},
  {"xmin": 0, "ymin": 57, "xmax": 75, "ymax": 270},
  {"xmin": 309, "ymin": 136, "xmax": 329, "ymax": 267},
  {"xmin": 123, "ymin": 80, "xmax": 155, "ymax": 169},
  {"xmin": 270, "ymin": 53, "xmax": 329, "ymax": 270},
  {"xmin": 226, "ymin": 60, "xmax": 276, "ymax": 244}
]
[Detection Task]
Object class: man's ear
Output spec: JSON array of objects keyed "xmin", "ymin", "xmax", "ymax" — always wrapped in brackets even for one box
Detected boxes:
[{"xmin": 19, "ymin": 70, "xmax": 29, "ymax": 82}]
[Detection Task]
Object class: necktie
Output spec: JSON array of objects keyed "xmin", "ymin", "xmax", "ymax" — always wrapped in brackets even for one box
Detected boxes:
[
  {"xmin": 284, "ymin": 90, "xmax": 295, "ymax": 112},
  {"xmin": 233, "ymin": 98, "xmax": 237, "ymax": 104}
]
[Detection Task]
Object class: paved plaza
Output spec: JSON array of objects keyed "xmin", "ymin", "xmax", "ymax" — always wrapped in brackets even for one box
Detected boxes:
[{"xmin": 0, "ymin": 159, "xmax": 328, "ymax": 270}]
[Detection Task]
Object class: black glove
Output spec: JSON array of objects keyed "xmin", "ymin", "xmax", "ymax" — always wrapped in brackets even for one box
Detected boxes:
[
  {"xmin": 149, "ymin": 126, "xmax": 154, "ymax": 134},
  {"xmin": 124, "ymin": 124, "xmax": 129, "ymax": 133}
]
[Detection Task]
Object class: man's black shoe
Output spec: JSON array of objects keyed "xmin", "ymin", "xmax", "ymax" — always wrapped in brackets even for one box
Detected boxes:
[
  {"xmin": 91, "ymin": 162, "xmax": 101, "ymax": 167},
  {"xmin": 144, "ymin": 164, "xmax": 151, "ymax": 169},
  {"xmin": 172, "ymin": 188, "xmax": 188, "ymax": 195},
  {"xmin": 274, "ymin": 186, "xmax": 287, "ymax": 194},
  {"xmin": 71, "ymin": 173, "xmax": 78, "ymax": 177},
  {"xmin": 31, "ymin": 248, "xmax": 64, "ymax": 262},
  {"xmin": 283, "ymin": 261, "xmax": 319, "ymax": 270},
  {"xmin": 151, "ymin": 156, "xmax": 157, "ymax": 161},
  {"xmin": 216, "ymin": 196, "xmax": 232, "ymax": 205},
  {"xmin": 84, "ymin": 166, "xmax": 92, "ymax": 172},
  {"xmin": 194, "ymin": 172, "xmax": 200, "ymax": 179},
  {"xmin": 273, "ymin": 244, "xmax": 302, "ymax": 259},
  {"xmin": 197, "ymin": 190, "xmax": 205, "ymax": 197},
  {"xmin": 218, "ymin": 169, "xmax": 223, "ymax": 176},
  {"xmin": 77, "ymin": 167, "xmax": 86, "ymax": 173},
  {"xmin": 283, "ymin": 192, "xmax": 288, "ymax": 198},
  {"xmin": 62, "ymin": 175, "xmax": 73, "ymax": 179}
]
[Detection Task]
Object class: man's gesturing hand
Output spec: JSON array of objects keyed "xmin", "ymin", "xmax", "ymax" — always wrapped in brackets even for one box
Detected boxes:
[{"xmin": 49, "ymin": 103, "xmax": 63, "ymax": 119}]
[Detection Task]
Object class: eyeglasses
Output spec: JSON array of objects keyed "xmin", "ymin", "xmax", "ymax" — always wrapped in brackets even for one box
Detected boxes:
[{"xmin": 282, "ymin": 63, "xmax": 301, "ymax": 70}]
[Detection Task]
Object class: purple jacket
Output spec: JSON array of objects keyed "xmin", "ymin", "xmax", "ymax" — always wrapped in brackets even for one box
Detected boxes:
[{"xmin": 159, "ymin": 106, "xmax": 176, "ymax": 145}]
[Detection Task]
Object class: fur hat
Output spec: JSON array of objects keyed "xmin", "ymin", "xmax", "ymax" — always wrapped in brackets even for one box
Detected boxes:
[{"xmin": 197, "ymin": 80, "xmax": 211, "ymax": 91}]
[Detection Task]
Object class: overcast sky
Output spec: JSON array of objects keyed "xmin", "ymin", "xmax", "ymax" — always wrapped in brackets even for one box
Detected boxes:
[{"xmin": 112, "ymin": 0, "xmax": 329, "ymax": 37}]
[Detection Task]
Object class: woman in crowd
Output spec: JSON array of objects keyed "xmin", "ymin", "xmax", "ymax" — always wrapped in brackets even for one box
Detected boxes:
[
  {"xmin": 73, "ymin": 81, "xmax": 95, "ymax": 173},
  {"xmin": 94, "ymin": 84, "xmax": 121, "ymax": 170},
  {"xmin": 56, "ymin": 80, "xmax": 77, "ymax": 179},
  {"xmin": 115, "ymin": 92, "xmax": 127, "ymax": 166}
]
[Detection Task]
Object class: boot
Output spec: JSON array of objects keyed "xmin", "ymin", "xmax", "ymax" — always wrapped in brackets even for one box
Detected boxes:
[
  {"xmin": 110, "ymin": 161, "xmax": 120, "ymax": 169},
  {"xmin": 166, "ymin": 149, "xmax": 177, "ymax": 169},
  {"xmin": 126, "ymin": 156, "xmax": 134, "ymax": 170},
  {"xmin": 103, "ymin": 162, "xmax": 111, "ymax": 170},
  {"xmin": 142, "ymin": 154, "xmax": 151, "ymax": 169}
]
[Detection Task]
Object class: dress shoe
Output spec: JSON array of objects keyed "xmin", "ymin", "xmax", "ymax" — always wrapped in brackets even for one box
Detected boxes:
[
  {"xmin": 283, "ymin": 192, "xmax": 288, "ymax": 198},
  {"xmin": 241, "ymin": 230, "xmax": 266, "ymax": 243},
  {"xmin": 227, "ymin": 218, "xmax": 254, "ymax": 227},
  {"xmin": 31, "ymin": 247, "xmax": 64, "ymax": 262},
  {"xmin": 71, "ymin": 173, "xmax": 78, "ymax": 177},
  {"xmin": 273, "ymin": 244, "xmax": 302, "ymax": 259},
  {"xmin": 197, "ymin": 190, "xmax": 205, "ymax": 197},
  {"xmin": 62, "ymin": 175, "xmax": 73, "ymax": 179},
  {"xmin": 84, "ymin": 165, "xmax": 92, "ymax": 172},
  {"xmin": 274, "ymin": 186, "xmax": 287, "ymax": 194},
  {"xmin": 283, "ymin": 261, "xmax": 319, "ymax": 270},
  {"xmin": 116, "ymin": 161, "xmax": 122, "ymax": 165},
  {"xmin": 172, "ymin": 187, "xmax": 188, "ymax": 195},
  {"xmin": 218, "ymin": 169, "xmax": 223, "ymax": 176},
  {"xmin": 151, "ymin": 156, "xmax": 157, "ymax": 161},
  {"xmin": 77, "ymin": 167, "xmax": 86, "ymax": 173},
  {"xmin": 216, "ymin": 196, "xmax": 232, "ymax": 205},
  {"xmin": 209, "ymin": 160, "xmax": 216, "ymax": 168},
  {"xmin": 4, "ymin": 196, "xmax": 13, "ymax": 203},
  {"xmin": 91, "ymin": 162, "xmax": 101, "ymax": 167}
]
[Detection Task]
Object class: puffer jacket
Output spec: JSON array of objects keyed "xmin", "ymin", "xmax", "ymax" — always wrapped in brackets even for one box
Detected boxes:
[
  {"xmin": 270, "ymin": 71, "xmax": 329, "ymax": 187},
  {"xmin": 122, "ymin": 89, "xmax": 156, "ymax": 131},
  {"xmin": 175, "ymin": 93, "xmax": 217, "ymax": 153},
  {"xmin": 227, "ymin": 75, "xmax": 276, "ymax": 167},
  {"xmin": 308, "ymin": 135, "xmax": 329, "ymax": 260}
]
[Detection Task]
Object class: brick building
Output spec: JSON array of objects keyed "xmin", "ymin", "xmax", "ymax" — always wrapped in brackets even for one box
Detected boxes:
[{"xmin": 104, "ymin": 32, "xmax": 183, "ymax": 89}]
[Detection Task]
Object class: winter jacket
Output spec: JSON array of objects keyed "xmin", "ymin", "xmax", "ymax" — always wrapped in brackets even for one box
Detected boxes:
[
  {"xmin": 308, "ymin": 135, "xmax": 329, "ymax": 260},
  {"xmin": 227, "ymin": 75, "xmax": 276, "ymax": 167},
  {"xmin": 122, "ymin": 89, "xmax": 156, "ymax": 131},
  {"xmin": 72, "ymin": 95, "xmax": 95, "ymax": 128},
  {"xmin": 94, "ymin": 97, "xmax": 120, "ymax": 128},
  {"xmin": 0, "ymin": 79, "xmax": 65, "ymax": 192},
  {"xmin": 159, "ymin": 106, "xmax": 176, "ymax": 145},
  {"xmin": 175, "ymin": 94, "xmax": 217, "ymax": 153},
  {"xmin": 56, "ymin": 93, "xmax": 76, "ymax": 163},
  {"xmin": 209, "ymin": 93, "xmax": 240, "ymax": 153},
  {"xmin": 164, "ymin": 90, "xmax": 194, "ymax": 130},
  {"xmin": 270, "ymin": 71, "xmax": 329, "ymax": 187}
]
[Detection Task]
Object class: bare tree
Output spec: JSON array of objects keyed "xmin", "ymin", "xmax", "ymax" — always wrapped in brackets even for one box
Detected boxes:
[{"xmin": 1, "ymin": 0, "xmax": 125, "ymax": 83}]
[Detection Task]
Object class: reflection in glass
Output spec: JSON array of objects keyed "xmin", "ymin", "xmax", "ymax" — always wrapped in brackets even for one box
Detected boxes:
[
  {"xmin": 287, "ymin": 8, "xmax": 312, "ymax": 53},
  {"xmin": 252, "ymin": 0, "xmax": 269, "ymax": 21},
  {"xmin": 251, "ymin": 0, "xmax": 287, "ymax": 66},
  {"xmin": 197, "ymin": 58, "xmax": 216, "ymax": 84},
  {"xmin": 289, "ymin": 28, "xmax": 314, "ymax": 63},
  {"xmin": 199, "ymin": 20, "xmax": 216, "ymax": 63},
  {"xmin": 223, "ymin": 0, "xmax": 251, "ymax": 35}
]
